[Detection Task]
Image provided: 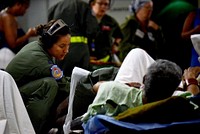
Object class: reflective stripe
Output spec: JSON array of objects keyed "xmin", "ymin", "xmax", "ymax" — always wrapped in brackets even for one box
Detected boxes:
[
  {"xmin": 99, "ymin": 55, "xmax": 110, "ymax": 62},
  {"xmin": 70, "ymin": 36, "xmax": 88, "ymax": 44}
]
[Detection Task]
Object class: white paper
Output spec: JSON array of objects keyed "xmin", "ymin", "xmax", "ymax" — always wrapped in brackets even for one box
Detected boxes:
[{"xmin": 63, "ymin": 67, "xmax": 90, "ymax": 134}]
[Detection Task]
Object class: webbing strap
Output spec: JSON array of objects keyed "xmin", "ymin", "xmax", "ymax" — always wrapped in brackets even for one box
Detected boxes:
[{"xmin": 70, "ymin": 36, "xmax": 88, "ymax": 44}]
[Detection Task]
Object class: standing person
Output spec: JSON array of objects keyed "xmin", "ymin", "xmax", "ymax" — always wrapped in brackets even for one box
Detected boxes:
[
  {"xmin": 119, "ymin": 0, "xmax": 164, "ymax": 61},
  {"xmin": 89, "ymin": 0, "xmax": 123, "ymax": 67},
  {"xmin": 6, "ymin": 19, "xmax": 71, "ymax": 134},
  {"xmin": 48, "ymin": 0, "xmax": 98, "ymax": 77},
  {"xmin": 0, "ymin": 0, "xmax": 37, "ymax": 69},
  {"xmin": 181, "ymin": 8, "xmax": 200, "ymax": 67}
]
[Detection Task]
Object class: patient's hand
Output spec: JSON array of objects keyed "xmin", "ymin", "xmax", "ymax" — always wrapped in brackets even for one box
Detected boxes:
[
  {"xmin": 92, "ymin": 81, "xmax": 105, "ymax": 93},
  {"xmin": 183, "ymin": 66, "xmax": 200, "ymax": 80}
]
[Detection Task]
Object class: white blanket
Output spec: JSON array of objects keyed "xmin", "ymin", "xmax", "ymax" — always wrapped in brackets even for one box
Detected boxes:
[
  {"xmin": 0, "ymin": 70, "xmax": 35, "ymax": 134},
  {"xmin": 115, "ymin": 48, "xmax": 155, "ymax": 84},
  {"xmin": 0, "ymin": 48, "xmax": 15, "ymax": 70}
]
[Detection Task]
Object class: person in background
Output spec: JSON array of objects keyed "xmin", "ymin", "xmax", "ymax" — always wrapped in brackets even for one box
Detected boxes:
[
  {"xmin": 6, "ymin": 19, "xmax": 71, "ymax": 134},
  {"xmin": 119, "ymin": 0, "xmax": 164, "ymax": 62},
  {"xmin": 0, "ymin": 0, "xmax": 37, "ymax": 69},
  {"xmin": 89, "ymin": 0, "xmax": 123, "ymax": 68},
  {"xmin": 181, "ymin": 8, "xmax": 200, "ymax": 67},
  {"xmin": 48, "ymin": 0, "xmax": 98, "ymax": 77}
]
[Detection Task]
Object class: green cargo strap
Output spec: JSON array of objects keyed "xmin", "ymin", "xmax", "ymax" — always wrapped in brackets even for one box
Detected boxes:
[{"xmin": 70, "ymin": 36, "xmax": 88, "ymax": 44}]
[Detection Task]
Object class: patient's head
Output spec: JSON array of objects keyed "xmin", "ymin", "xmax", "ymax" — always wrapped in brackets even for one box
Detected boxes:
[{"xmin": 143, "ymin": 59, "xmax": 182, "ymax": 103}]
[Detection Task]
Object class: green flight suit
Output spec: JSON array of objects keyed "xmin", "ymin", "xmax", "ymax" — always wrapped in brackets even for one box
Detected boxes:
[
  {"xmin": 6, "ymin": 41, "xmax": 70, "ymax": 134},
  {"xmin": 119, "ymin": 15, "xmax": 165, "ymax": 61}
]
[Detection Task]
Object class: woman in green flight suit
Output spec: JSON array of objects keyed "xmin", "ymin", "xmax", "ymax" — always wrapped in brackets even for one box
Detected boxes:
[{"xmin": 6, "ymin": 19, "xmax": 71, "ymax": 134}]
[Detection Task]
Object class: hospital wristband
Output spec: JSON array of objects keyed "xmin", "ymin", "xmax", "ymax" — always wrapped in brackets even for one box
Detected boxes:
[{"xmin": 185, "ymin": 78, "xmax": 198, "ymax": 87}]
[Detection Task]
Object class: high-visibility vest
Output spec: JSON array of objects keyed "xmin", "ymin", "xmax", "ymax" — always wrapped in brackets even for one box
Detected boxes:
[{"xmin": 70, "ymin": 36, "xmax": 88, "ymax": 44}]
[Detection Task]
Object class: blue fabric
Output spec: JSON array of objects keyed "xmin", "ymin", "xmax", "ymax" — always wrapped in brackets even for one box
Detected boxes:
[
  {"xmin": 191, "ymin": 47, "xmax": 200, "ymax": 67},
  {"xmin": 191, "ymin": 9, "xmax": 200, "ymax": 66},
  {"xmin": 83, "ymin": 115, "xmax": 200, "ymax": 134},
  {"xmin": 194, "ymin": 9, "xmax": 200, "ymax": 26},
  {"xmin": 0, "ymin": 31, "xmax": 8, "ymax": 48},
  {"xmin": 82, "ymin": 115, "xmax": 110, "ymax": 134}
]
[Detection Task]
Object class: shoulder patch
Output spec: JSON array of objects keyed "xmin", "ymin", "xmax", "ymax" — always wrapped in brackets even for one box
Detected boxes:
[{"xmin": 51, "ymin": 65, "xmax": 63, "ymax": 80}]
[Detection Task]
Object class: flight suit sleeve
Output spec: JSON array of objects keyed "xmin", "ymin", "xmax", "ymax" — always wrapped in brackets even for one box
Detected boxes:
[
  {"xmin": 48, "ymin": 3, "xmax": 59, "ymax": 21},
  {"xmin": 28, "ymin": 55, "xmax": 53, "ymax": 78}
]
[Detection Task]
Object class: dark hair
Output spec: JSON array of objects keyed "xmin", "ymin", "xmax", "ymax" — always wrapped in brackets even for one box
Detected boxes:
[
  {"xmin": 2, "ymin": 0, "xmax": 30, "ymax": 7},
  {"xmin": 89, "ymin": 0, "xmax": 112, "ymax": 8},
  {"xmin": 36, "ymin": 19, "xmax": 71, "ymax": 49},
  {"xmin": 143, "ymin": 59, "xmax": 182, "ymax": 103}
]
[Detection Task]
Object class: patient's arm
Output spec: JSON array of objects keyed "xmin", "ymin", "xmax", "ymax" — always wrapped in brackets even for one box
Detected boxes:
[
  {"xmin": 183, "ymin": 67, "xmax": 200, "ymax": 95},
  {"xmin": 92, "ymin": 81, "xmax": 106, "ymax": 93},
  {"xmin": 92, "ymin": 81, "xmax": 142, "ymax": 94},
  {"xmin": 125, "ymin": 82, "xmax": 141, "ymax": 88}
]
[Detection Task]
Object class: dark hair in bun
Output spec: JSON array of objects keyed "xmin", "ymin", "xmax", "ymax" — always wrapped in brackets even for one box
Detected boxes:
[{"xmin": 35, "ymin": 19, "xmax": 71, "ymax": 49}]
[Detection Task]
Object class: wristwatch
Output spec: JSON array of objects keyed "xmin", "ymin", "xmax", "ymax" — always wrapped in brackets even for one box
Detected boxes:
[{"xmin": 185, "ymin": 78, "xmax": 198, "ymax": 87}]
